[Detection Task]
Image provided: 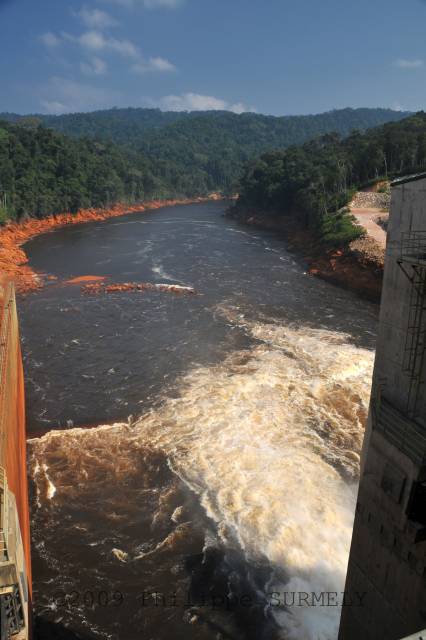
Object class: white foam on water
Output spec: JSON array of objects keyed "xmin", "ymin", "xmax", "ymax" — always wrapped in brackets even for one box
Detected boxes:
[
  {"xmin": 33, "ymin": 461, "xmax": 57, "ymax": 501},
  {"xmin": 29, "ymin": 316, "xmax": 374, "ymax": 640},
  {"xmin": 152, "ymin": 262, "xmax": 178, "ymax": 282},
  {"xmin": 132, "ymin": 317, "xmax": 373, "ymax": 638}
]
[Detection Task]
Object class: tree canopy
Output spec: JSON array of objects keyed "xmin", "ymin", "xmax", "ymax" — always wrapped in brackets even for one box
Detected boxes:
[
  {"xmin": 0, "ymin": 107, "xmax": 409, "ymax": 198},
  {"xmin": 237, "ymin": 112, "xmax": 426, "ymax": 246},
  {"xmin": 0, "ymin": 108, "xmax": 423, "ymax": 235},
  {"xmin": 0, "ymin": 120, "xmax": 174, "ymax": 223}
]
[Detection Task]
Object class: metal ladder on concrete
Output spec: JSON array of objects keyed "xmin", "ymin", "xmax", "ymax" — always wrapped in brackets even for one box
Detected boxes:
[
  {"xmin": 398, "ymin": 231, "xmax": 426, "ymax": 419},
  {"xmin": 402, "ymin": 265, "xmax": 426, "ymax": 417},
  {"xmin": 0, "ymin": 585, "xmax": 25, "ymax": 639},
  {"xmin": 0, "ymin": 467, "xmax": 24, "ymax": 639},
  {"xmin": 0, "ymin": 468, "xmax": 8, "ymax": 563}
]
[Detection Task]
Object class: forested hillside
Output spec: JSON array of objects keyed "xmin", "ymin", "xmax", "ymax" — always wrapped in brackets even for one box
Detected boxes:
[
  {"xmin": 137, "ymin": 109, "xmax": 411, "ymax": 192},
  {"xmin": 0, "ymin": 109, "xmax": 421, "ymax": 227},
  {"xmin": 0, "ymin": 107, "xmax": 410, "ymax": 195},
  {"xmin": 0, "ymin": 121, "xmax": 173, "ymax": 223},
  {"xmin": 0, "ymin": 108, "xmax": 187, "ymax": 143},
  {"xmin": 236, "ymin": 111, "xmax": 426, "ymax": 246},
  {"xmin": 1, "ymin": 107, "xmax": 408, "ymax": 147}
]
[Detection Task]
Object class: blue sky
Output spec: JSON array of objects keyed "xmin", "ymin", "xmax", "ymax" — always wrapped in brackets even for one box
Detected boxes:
[{"xmin": 0, "ymin": 0, "xmax": 425, "ymax": 116}]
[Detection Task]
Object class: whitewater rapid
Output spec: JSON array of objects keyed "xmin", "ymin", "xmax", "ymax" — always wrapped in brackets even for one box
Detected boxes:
[{"xmin": 29, "ymin": 309, "xmax": 374, "ymax": 640}]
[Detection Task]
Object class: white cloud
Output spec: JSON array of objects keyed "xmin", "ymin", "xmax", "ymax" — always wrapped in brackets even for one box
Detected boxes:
[
  {"xmin": 41, "ymin": 100, "xmax": 69, "ymax": 114},
  {"xmin": 40, "ymin": 26, "xmax": 176, "ymax": 76},
  {"xmin": 159, "ymin": 93, "xmax": 256, "ymax": 114},
  {"xmin": 77, "ymin": 7, "xmax": 119, "ymax": 29},
  {"xmin": 229, "ymin": 102, "xmax": 252, "ymax": 115},
  {"xmin": 40, "ymin": 32, "xmax": 61, "ymax": 47},
  {"xmin": 80, "ymin": 56, "xmax": 107, "ymax": 75},
  {"xmin": 75, "ymin": 30, "xmax": 108, "ymax": 50},
  {"xmin": 62, "ymin": 30, "xmax": 176, "ymax": 72},
  {"xmin": 142, "ymin": 0, "xmax": 183, "ymax": 7},
  {"xmin": 40, "ymin": 76, "xmax": 120, "ymax": 114},
  {"xmin": 394, "ymin": 58, "xmax": 424, "ymax": 69},
  {"xmin": 99, "ymin": 0, "xmax": 183, "ymax": 7},
  {"xmin": 132, "ymin": 56, "xmax": 176, "ymax": 73},
  {"xmin": 98, "ymin": 0, "xmax": 134, "ymax": 5},
  {"xmin": 65, "ymin": 30, "xmax": 140, "ymax": 58}
]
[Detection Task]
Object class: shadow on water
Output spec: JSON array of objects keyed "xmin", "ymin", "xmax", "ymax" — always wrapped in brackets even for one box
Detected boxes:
[
  {"xmin": 34, "ymin": 618, "xmax": 96, "ymax": 640},
  {"xmin": 185, "ymin": 546, "xmax": 284, "ymax": 640},
  {"xmin": 29, "ymin": 434, "xmax": 284, "ymax": 640}
]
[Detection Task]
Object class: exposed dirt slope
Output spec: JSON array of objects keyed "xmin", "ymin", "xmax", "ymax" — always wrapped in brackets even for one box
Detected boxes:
[{"xmin": 228, "ymin": 208, "xmax": 383, "ymax": 303}]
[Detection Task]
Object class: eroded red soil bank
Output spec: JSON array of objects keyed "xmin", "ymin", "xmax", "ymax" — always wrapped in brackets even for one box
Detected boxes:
[
  {"xmin": 229, "ymin": 208, "xmax": 383, "ymax": 303},
  {"xmin": 0, "ymin": 196, "xmax": 221, "ymax": 293}
]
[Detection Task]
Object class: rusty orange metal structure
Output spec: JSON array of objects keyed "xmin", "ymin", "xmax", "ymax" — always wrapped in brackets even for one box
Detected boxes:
[{"xmin": 0, "ymin": 280, "xmax": 31, "ymax": 638}]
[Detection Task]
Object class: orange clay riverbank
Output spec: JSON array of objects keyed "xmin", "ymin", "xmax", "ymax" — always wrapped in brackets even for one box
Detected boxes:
[
  {"xmin": 228, "ymin": 207, "xmax": 384, "ymax": 303},
  {"xmin": 0, "ymin": 196, "xmax": 222, "ymax": 293}
]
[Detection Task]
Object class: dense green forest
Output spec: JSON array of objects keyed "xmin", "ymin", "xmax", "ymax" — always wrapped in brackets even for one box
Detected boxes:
[
  {"xmin": 0, "ymin": 108, "xmax": 188, "ymax": 143},
  {"xmin": 1, "ymin": 107, "xmax": 408, "ymax": 147},
  {"xmin": 237, "ymin": 111, "xmax": 426, "ymax": 246},
  {"xmin": 0, "ymin": 121, "xmax": 176, "ymax": 223},
  {"xmin": 137, "ymin": 109, "xmax": 410, "ymax": 193},
  {"xmin": 0, "ymin": 108, "xmax": 424, "ymax": 231},
  {"xmin": 0, "ymin": 107, "xmax": 409, "ymax": 196}
]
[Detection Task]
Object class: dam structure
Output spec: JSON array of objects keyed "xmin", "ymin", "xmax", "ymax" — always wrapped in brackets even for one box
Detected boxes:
[
  {"xmin": 339, "ymin": 174, "xmax": 426, "ymax": 639},
  {"xmin": 0, "ymin": 281, "xmax": 31, "ymax": 639}
]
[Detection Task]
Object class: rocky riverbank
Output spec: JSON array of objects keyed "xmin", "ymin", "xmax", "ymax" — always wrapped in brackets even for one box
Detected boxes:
[
  {"xmin": 227, "ymin": 206, "xmax": 383, "ymax": 303},
  {"xmin": 0, "ymin": 196, "xmax": 223, "ymax": 293}
]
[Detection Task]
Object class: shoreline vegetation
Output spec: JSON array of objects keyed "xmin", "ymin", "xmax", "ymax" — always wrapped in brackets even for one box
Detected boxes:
[
  {"xmin": 231, "ymin": 112, "xmax": 426, "ymax": 302},
  {"xmin": 227, "ymin": 205, "xmax": 384, "ymax": 302},
  {"xmin": 0, "ymin": 195, "xmax": 224, "ymax": 293},
  {"xmin": 4, "ymin": 110, "xmax": 426, "ymax": 301},
  {"xmin": 0, "ymin": 108, "xmax": 409, "ymax": 212}
]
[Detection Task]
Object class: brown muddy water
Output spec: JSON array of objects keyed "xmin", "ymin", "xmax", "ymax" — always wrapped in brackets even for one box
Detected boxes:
[{"xmin": 18, "ymin": 201, "xmax": 378, "ymax": 640}]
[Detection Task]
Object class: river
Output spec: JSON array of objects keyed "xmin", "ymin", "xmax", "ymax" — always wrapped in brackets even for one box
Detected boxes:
[{"xmin": 18, "ymin": 201, "xmax": 378, "ymax": 640}]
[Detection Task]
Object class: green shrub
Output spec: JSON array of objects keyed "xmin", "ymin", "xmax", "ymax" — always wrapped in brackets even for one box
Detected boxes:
[
  {"xmin": 0, "ymin": 206, "xmax": 9, "ymax": 225},
  {"xmin": 320, "ymin": 210, "xmax": 365, "ymax": 248}
]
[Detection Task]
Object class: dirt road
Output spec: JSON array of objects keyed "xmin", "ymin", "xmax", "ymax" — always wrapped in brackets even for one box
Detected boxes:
[{"xmin": 352, "ymin": 208, "xmax": 387, "ymax": 247}]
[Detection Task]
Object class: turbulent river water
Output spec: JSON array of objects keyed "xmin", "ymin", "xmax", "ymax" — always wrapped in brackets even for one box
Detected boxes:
[{"xmin": 19, "ymin": 201, "xmax": 378, "ymax": 640}]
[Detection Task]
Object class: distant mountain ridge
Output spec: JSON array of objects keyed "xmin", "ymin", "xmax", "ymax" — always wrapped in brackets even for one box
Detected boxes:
[
  {"xmin": 1, "ymin": 106, "xmax": 408, "ymax": 193},
  {"xmin": 0, "ymin": 107, "xmax": 414, "ymax": 223},
  {"xmin": 0, "ymin": 107, "xmax": 411, "ymax": 150}
]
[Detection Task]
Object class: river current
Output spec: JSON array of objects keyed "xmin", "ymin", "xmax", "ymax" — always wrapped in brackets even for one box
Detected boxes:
[{"xmin": 18, "ymin": 201, "xmax": 378, "ymax": 640}]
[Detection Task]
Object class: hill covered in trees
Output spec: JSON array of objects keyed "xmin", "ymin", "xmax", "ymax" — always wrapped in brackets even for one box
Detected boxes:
[
  {"xmin": 136, "ymin": 108, "xmax": 411, "ymax": 193},
  {"xmin": 0, "ymin": 107, "xmax": 421, "ymax": 228},
  {"xmin": 0, "ymin": 121, "xmax": 176, "ymax": 223},
  {"xmin": 0, "ymin": 108, "xmax": 188, "ymax": 143},
  {"xmin": 1, "ymin": 107, "xmax": 409, "ymax": 147},
  {"xmin": 0, "ymin": 107, "xmax": 410, "ymax": 196},
  {"xmin": 236, "ymin": 111, "xmax": 426, "ymax": 246}
]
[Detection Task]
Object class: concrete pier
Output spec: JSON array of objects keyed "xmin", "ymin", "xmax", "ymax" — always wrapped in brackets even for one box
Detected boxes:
[{"xmin": 339, "ymin": 174, "xmax": 426, "ymax": 639}]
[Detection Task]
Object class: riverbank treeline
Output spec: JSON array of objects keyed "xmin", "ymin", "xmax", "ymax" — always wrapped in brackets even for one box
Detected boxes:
[
  {"xmin": 0, "ymin": 120, "xmax": 208, "ymax": 223},
  {"xmin": 236, "ymin": 111, "xmax": 426, "ymax": 246},
  {"xmin": 0, "ymin": 107, "xmax": 409, "ymax": 217},
  {"xmin": 1, "ymin": 109, "xmax": 425, "ymax": 228}
]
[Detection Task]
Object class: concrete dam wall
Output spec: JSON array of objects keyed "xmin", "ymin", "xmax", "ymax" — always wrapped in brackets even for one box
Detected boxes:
[
  {"xmin": 340, "ymin": 174, "xmax": 426, "ymax": 640},
  {"xmin": 0, "ymin": 280, "xmax": 31, "ymax": 639}
]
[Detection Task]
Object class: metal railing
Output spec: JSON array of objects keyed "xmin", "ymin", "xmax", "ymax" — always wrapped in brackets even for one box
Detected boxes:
[
  {"xmin": 373, "ymin": 396, "xmax": 426, "ymax": 466},
  {"xmin": 0, "ymin": 467, "xmax": 8, "ymax": 562},
  {"xmin": 400, "ymin": 231, "xmax": 426, "ymax": 266}
]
